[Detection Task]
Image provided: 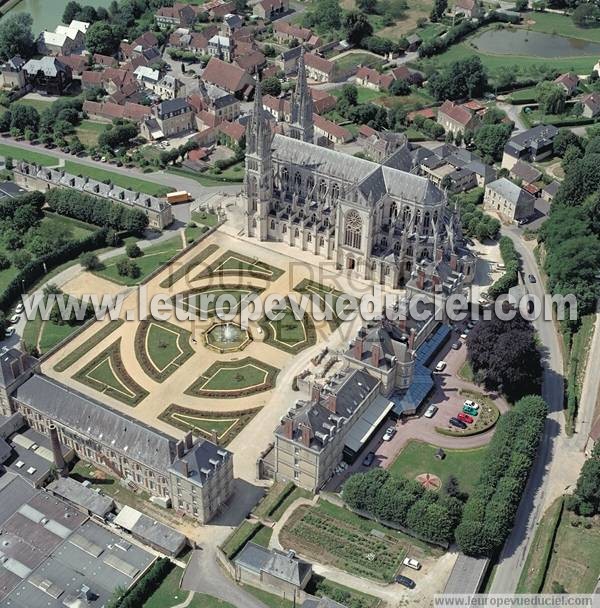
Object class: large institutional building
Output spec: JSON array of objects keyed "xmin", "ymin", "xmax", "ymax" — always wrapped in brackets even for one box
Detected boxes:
[{"xmin": 242, "ymin": 50, "xmax": 475, "ymax": 290}]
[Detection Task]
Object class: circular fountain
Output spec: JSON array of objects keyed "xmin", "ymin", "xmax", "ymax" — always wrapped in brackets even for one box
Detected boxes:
[{"xmin": 204, "ymin": 322, "xmax": 251, "ymax": 353}]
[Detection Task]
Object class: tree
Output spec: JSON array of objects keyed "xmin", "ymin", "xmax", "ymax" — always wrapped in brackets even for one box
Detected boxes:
[
  {"xmin": 536, "ymin": 81, "xmax": 566, "ymax": 115},
  {"xmin": 566, "ymin": 442, "xmax": 600, "ymax": 516},
  {"xmin": 466, "ymin": 314, "xmax": 542, "ymax": 401},
  {"xmin": 572, "ymin": 2, "xmax": 600, "ymax": 27},
  {"xmin": 98, "ymin": 123, "xmax": 138, "ymax": 150},
  {"xmin": 515, "ymin": 0, "xmax": 528, "ymax": 9},
  {"xmin": 126, "ymin": 243, "xmax": 142, "ymax": 258},
  {"xmin": 10, "ymin": 104, "xmax": 39, "ymax": 135},
  {"xmin": 79, "ymin": 251, "xmax": 102, "ymax": 270},
  {"xmin": 85, "ymin": 22, "xmax": 120, "ymax": 56},
  {"xmin": 430, "ymin": 0, "xmax": 447, "ymax": 21},
  {"xmin": 473, "ymin": 124, "xmax": 512, "ymax": 161},
  {"xmin": 303, "ymin": 0, "xmax": 342, "ymax": 31},
  {"xmin": 0, "ymin": 254, "xmax": 10, "ymax": 271},
  {"xmin": 428, "ymin": 57, "xmax": 488, "ymax": 101},
  {"xmin": 357, "ymin": 0, "xmax": 378, "ymax": 12},
  {"xmin": 63, "ymin": 0, "xmax": 82, "ymax": 23},
  {"xmin": 389, "ymin": 78, "xmax": 410, "ymax": 96},
  {"xmin": 0, "ymin": 110, "xmax": 11, "ymax": 132},
  {"xmin": 343, "ymin": 11, "xmax": 373, "ymax": 45},
  {"xmin": 12, "ymin": 250, "xmax": 32, "ymax": 270},
  {"xmin": 78, "ymin": 5, "xmax": 98, "ymax": 22},
  {"xmin": 261, "ymin": 76, "xmax": 282, "ymax": 97},
  {"xmin": 556, "ymin": 153, "xmax": 600, "ymax": 206},
  {"xmin": 0, "ymin": 14, "xmax": 35, "ymax": 60},
  {"xmin": 553, "ymin": 128, "xmax": 583, "ymax": 157}
]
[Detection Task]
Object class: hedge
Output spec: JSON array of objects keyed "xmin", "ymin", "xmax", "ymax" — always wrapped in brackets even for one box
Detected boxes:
[
  {"xmin": 109, "ymin": 557, "xmax": 173, "ymax": 608},
  {"xmin": 488, "ymin": 236, "xmax": 519, "ymax": 300},
  {"xmin": 0, "ymin": 228, "xmax": 108, "ymax": 314}
]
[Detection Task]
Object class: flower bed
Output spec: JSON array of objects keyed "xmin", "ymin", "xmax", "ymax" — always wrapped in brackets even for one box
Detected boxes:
[{"xmin": 193, "ymin": 250, "xmax": 285, "ymax": 282}]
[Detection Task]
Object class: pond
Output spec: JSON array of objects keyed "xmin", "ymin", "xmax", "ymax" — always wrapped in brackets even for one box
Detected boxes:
[
  {"xmin": 2, "ymin": 0, "xmax": 113, "ymax": 35},
  {"xmin": 471, "ymin": 28, "xmax": 600, "ymax": 58}
]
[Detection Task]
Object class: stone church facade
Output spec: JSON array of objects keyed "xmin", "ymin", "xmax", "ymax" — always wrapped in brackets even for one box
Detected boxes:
[{"xmin": 242, "ymin": 51, "xmax": 475, "ymax": 291}]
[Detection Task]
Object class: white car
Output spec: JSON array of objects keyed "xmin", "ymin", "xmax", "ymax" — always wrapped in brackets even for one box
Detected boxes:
[
  {"xmin": 435, "ymin": 361, "xmax": 447, "ymax": 372},
  {"xmin": 9, "ymin": 314, "xmax": 20, "ymax": 324},
  {"xmin": 15, "ymin": 302, "xmax": 23, "ymax": 314},
  {"xmin": 464, "ymin": 400, "xmax": 479, "ymax": 410},
  {"xmin": 460, "ymin": 333, "xmax": 468, "ymax": 340},
  {"xmin": 403, "ymin": 557, "xmax": 421, "ymax": 570},
  {"xmin": 382, "ymin": 426, "xmax": 396, "ymax": 441},
  {"xmin": 4, "ymin": 327, "xmax": 14, "ymax": 338},
  {"xmin": 424, "ymin": 405, "xmax": 438, "ymax": 419}
]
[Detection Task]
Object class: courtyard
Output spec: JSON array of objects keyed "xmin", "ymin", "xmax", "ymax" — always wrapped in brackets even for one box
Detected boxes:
[{"xmin": 42, "ymin": 229, "xmax": 361, "ymax": 443}]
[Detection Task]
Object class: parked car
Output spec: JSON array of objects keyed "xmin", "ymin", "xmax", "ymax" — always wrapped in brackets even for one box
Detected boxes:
[
  {"xmin": 528, "ymin": 274, "xmax": 536, "ymax": 283},
  {"xmin": 435, "ymin": 361, "xmax": 446, "ymax": 372},
  {"xmin": 457, "ymin": 412, "xmax": 474, "ymax": 424},
  {"xmin": 382, "ymin": 426, "xmax": 396, "ymax": 441},
  {"xmin": 15, "ymin": 303, "xmax": 23, "ymax": 314},
  {"xmin": 395, "ymin": 575, "xmax": 416, "ymax": 589},
  {"xmin": 424, "ymin": 405, "xmax": 438, "ymax": 419},
  {"xmin": 362, "ymin": 451, "xmax": 375, "ymax": 467},
  {"xmin": 463, "ymin": 400, "xmax": 479, "ymax": 409},
  {"xmin": 449, "ymin": 417, "xmax": 467, "ymax": 429},
  {"xmin": 451, "ymin": 342, "xmax": 461, "ymax": 350},
  {"xmin": 4, "ymin": 327, "xmax": 14, "ymax": 339},
  {"xmin": 460, "ymin": 332, "xmax": 468, "ymax": 340},
  {"xmin": 463, "ymin": 405, "xmax": 479, "ymax": 416},
  {"xmin": 467, "ymin": 321, "xmax": 475, "ymax": 329},
  {"xmin": 403, "ymin": 557, "xmax": 422, "ymax": 570},
  {"xmin": 9, "ymin": 314, "xmax": 20, "ymax": 324}
]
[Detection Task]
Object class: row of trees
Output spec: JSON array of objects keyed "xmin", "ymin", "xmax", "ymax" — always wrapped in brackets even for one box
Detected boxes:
[
  {"xmin": 456, "ymin": 395, "xmax": 548, "ymax": 556},
  {"xmin": 107, "ymin": 557, "xmax": 173, "ymax": 608},
  {"xmin": 539, "ymin": 128, "xmax": 600, "ymax": 330},
  {"xmin": 566, "ymin": 441, "xmax": 600, "ymax": 516},
  {"xmin": 452, "ymin": 189, "xmax": 501, "ymax": 242},
  {"xmin": 487, "ymin": 236, "xmax": 519, "ymax": 300},
  {"xmin": 342, "ymin": 468, "xmax": 463, "ymax": 545},
  {"xmin": 45, "ymin": 188, "xmax": 149, "ymax": 234},
  {"xmin": 467, "ymin": 313, "xmax": 542, "ymax": 402}
]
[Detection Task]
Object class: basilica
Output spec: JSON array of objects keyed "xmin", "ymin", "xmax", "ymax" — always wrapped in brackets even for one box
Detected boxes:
[{"xmin": 242, "ymin": 51, "xmax": 476, "ymax": 292}]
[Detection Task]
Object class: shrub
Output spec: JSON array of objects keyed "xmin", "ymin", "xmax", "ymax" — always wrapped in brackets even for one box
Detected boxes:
[{"xmin": 126, "ymin": 243, "xmax": 142, "ymax": 258}]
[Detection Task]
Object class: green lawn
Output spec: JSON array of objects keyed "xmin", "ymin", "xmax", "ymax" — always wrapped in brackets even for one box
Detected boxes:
[
  {"xmin": 75, "ymin": 120, "xmax": 110, "ymax": 147},
  {"xmin": 525, "ymin": 11, "xmax": 600, "ymax": 43},
  {"xmin": 252, "ymin": 525, "xmax": 273, "ymax": 548},
  {"xmin": 12, "ymin": 97, "xmax": 54, "ymax": 113},
  {"xmin": 332, "ymin": 52, "xmax": 384, "ymax": 72},
  {"xmin": 331, "ymin": 85, "xmax": 384, "ymax": 104},
  {"xmin": 146, "ymin": 322, "xmax": 192, "ymax": 372},
  {"xmin": 191, "ymin": 210, "xmax": 219, "ymax": 227},
  {"xmin": 242, "ymin": 586, "xmax": 293, "ymax": 608},
  {"xmin": 94, "ymin": 237, "xmax": 182, "ymax": 286},
  {"xmin": 260, "ymin": 304, "xmax": 316, "ymax": 354},
  {"xmin": 195, "ymin": 250, "xmax": 284, "ymax": 281},
  {"xmin": 143, "ymin": 565, "xmax": 235, "ymax": 608},
  {"xmin": 389, "ymin": 439, "xmax": 487, "ymax": 495},
  {"xmin": 167, "ymin": 166, "xmax": 244, "ymax": 186},
  {"xmin": 202, "ymin": 362, "xmax": 269, "ymax": 391},
  {"xmin": 159, "ymin": 243, "xmax": 218, "ymax": 288},
  {"xmin": 64, "ymin": 160, "xmax": 173, "ymax": 196},
  {"xmin": 542, "ymin": 506, "xmax": 600, "ymax": 593},
  {"xmin": 508, "ymin": 85, "xmax": 539, "ymax": 103},
  {"xmin": 269, "ymin": 486, "xmax": 313, "ymax": 521},
  {"xmin": 0, "ymin": 142, "xmax": 58, "ymax": 166}
]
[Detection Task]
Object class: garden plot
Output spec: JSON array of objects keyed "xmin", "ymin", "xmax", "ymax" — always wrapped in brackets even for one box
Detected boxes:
[{"xmin": 193, "ymin": 250, "xmax": 285, "ymax": 282}]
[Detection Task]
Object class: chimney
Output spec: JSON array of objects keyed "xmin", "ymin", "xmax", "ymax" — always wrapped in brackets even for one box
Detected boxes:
[
  {"xmin": 300, "ymin": 424, "xmax": 311, "ymax": 447},
  {"xmin": 310, "ymin": 382, "xmax": 320, "ymax": 403},
  {"xmin": 408, "ymin": 327, "xmax": 416, "ymax": 351},
  {"xmin": 176, "ymin": 440, "xmax": 185, "ymax": 458},
  {"xmin": 371, "ymin": 344, "xmax": 381, "ymax": 367},
  {"xmin": 436, "ymin": 246, "xmax": 444, "ymax": 262},
  {"xmin": 416, "ymin": 269, "xmax": 425, "ymax": 289},
  {"xmin": 325, "ymin": 392, "xmax": 337, "ymax": 413},
  {"xmin": 211, "ymin": 429, "xmax": 219, "ymax": 445},
  {"xmin": 282, "ymin": 418, "xmax": 293, "ymax": 439},
  {"xmin": 175, "ymin": 459, "xmax": 188, "ymax": 477},
  {"xmin": 353, "ymin": 336, "xmax": 364, "ymax": 360},
  {"xmin": 49, "ymin": 425, "xmax": 66, "ymax": 477},
  {"xmin": 184, "ymin": 431, "xmax": 194, "ymax": 450},
  {"xmin": 450, "ymin": 253, "xmax": 458, "ymax": 271}
]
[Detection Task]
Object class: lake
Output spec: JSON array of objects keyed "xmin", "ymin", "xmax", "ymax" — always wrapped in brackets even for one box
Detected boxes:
[
  {"xmin": 471, "ymin": 28, "xmax": 600, "ymax": 58},
  {"xmin": 2, "ymin": 0, "xmax": 113, "ymax": 34}
]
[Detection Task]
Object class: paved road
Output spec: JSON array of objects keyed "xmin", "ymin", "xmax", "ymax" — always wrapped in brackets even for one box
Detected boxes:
[
  {"xmin": 489, "ymin": 226, "xmax": 566, "ymax": 593},
  {"xmin": 496, "ymin": 101, "xmax": 527, "ymax": 132}
]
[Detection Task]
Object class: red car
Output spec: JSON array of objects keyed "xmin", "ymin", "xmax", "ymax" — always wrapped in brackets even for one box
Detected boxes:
[{"xmin": 457, "ymin": 412, "xmax": 474, "ymax": 424}]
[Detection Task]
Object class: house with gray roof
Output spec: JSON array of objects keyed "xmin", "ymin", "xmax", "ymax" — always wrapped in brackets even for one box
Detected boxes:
[
  {"xmin": 302, "ymin": 597, "xmax": 348, "ymax": 608},
  {"xmin": 234, "ymin": 543, "xmax": 312, "ymax": 597},
  {"xmin": 484, "ymin": 177, "xmax": 535, "ymax": 223},
  {"xmin": 47, "ymin": 477, "xmax": 114, "ymax": 519},
  {"xmin": 502, "ymin": 125, "xmax": 559, "ymax": 170},
  {"xmin": 22, "ymin": 57, "xmax": 72, "ymax": 94}
]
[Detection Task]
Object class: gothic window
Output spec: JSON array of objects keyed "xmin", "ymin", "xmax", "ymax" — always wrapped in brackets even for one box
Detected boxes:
[
  {"xmin": 282, "ymin": 167, "xmax": 289, "ymax": 186},
  {"xmin": 319, "ymin": 180, "xmax": 327, "ymax": 199},
  {"xmin": 294, "ymin": 171, "xmax": 302, "ymax": 190},
  {"xmin": 381, "ymin": 236, "xmax": 388, "ymax": 248},
  {"xmin": 371, "ymin": 260, "xmax": 377, "ymax": 270},
  {"xmin": 403, "ymin": 206, "xmax": 410, "ymax": 222},
  {"xmin": 390, "ymin": 202, "xmax": 398, "ymax": 219},
  {"xmin": 307, "ymin": 233, "xmax": 312, "ymax": 242},
  {"xmin": 324, "ymin": 218, "xmax": 329, "ymax": 227},
  {"xmin": 406, "ymin": 261, "xmax": 412, "ymax": 272},
  {"xmin": 407, "ymin": 245, "xmax": 413, "ymax": 257},
  {"xmin": 252, "ymin": 218, "xmax": 257, "ymax": 227},
  {"xmin": 270, "ymin": 220, "xmax": 275, "ymax": 229},
  {"xmin": 295, "ymin": 228, "xmax": 299, "ymax": 237},
  {"xmin": 394, "ymin": 241, "xmax": 400, "ymax": 253},
  {"xmin": 307, "ymin": 176, "xmax": 315, "ymax": 193},
  {"xmin": 424, "ymin": 212, "xmax": 431, "ymax": 229},
  {"xmin": 416, "ymin": 210, "xmax": 421, "ymax": 225},
  {"xmin": 422, "ymin": 249, "xmax": 430, "ymax": 259},
  {"xmin": 344, "ymin": 210, "xmax": 362, "ymax": 249},
  {"xmin": 384, "ymin": 265, "xmax": 390, "ymax": 275},
  {"xmin": 433, "ymin": 211, "xmax": 439, "ymax": 225},
  {"xmin": 283, "ymin": 225, "xmax": 287, "ymax": 233},
  {"xmin": 331, "ymin": 183, "xmax": 340, "ymax": 200},
  {"xmin": 319, "ymin": 237, "xmax": 324, "ymax": 246}
]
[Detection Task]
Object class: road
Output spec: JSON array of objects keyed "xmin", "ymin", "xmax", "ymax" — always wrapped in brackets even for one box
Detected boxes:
[
  {"xmin": 489, "ymin": 226, "xmax": 572, "ymax": 593},
  {"xmin": 496, "ymin": 101, "xmax": 527, "ymax": 132}
]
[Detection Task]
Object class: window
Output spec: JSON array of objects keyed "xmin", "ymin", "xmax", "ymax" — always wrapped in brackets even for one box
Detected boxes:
[
  {"xmin": 331, "ymin": 183, "xmax": 340, "ymax": 200},
  {"xmin": 293, "ymin": 470, "xmax": 299, "ymax": 480},
  {"xmin": 344, "ymin": 210, "xmax": 362, "ymax": 249},
  {"xmin": 307, "ymin": 233, "xmax": 312, "ymax": 242}
]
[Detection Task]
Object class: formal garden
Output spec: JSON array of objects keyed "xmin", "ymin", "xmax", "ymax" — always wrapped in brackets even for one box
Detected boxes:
[
  {"xmin": 159, "ymin": 404, "xmax": 260, "ymax": 446},
  {"xmin": 73, "ymin": 338, "xmax": 149, "ymax": 406},
  {"xmin": 176, "ymin": 285, "xmax": 265, "ymax": 318},
  {"xmin": 258, "ymin": 297, "xmax": 317, "ymax": 354},
  {"xmin": 134, "ymin": 320, "xmax": 195, "ymax": 383},
  {"xmin": 159, "ymin": 244, "xmax": 219, "ymax": 289},
  {"xmin": 184, "ymin": 357, "xmax": 280, "ymax": 399},
  {"xmin": 193, "ymin": 250, "xmax": 285, "ymax": 282},
  {"xmin": 293, "ymin": 279, "xmax": 348, "ymax": 330}
]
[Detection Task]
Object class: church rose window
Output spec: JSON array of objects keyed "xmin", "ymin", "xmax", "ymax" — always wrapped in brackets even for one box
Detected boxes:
[{"xmin": 344, "ymin": 210, "xmax": 362, "ymax": 249}]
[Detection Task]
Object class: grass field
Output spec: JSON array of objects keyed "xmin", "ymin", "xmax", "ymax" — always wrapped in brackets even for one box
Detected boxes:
[
  {"xmin": 94, "ymin": 237, "xmax": 182, "ymax": 286},
  {"xmin": 146, "ymin": 322, "xmax": 190, "ymax": 372},
  {"xmin": 243, "ymin": 586, "xmax": 293, "ymax": 608},
  {"xmin": 143, "ymin": 565, "xmax": 234, "ymax": 608},
  {"xmin": 524, "ymin": 11, "xmax": 600, "ymax": 43},
  {"xmin": 65, "ymin": 160, "xmax": 173, "ymax": 196},
  {"xmin": 74, "ymin": 120, "xmax": 110, "ymax": 147},
  {"xmin": 0, "ymin": 142, "xmax": 57, "ymax": 166},
  {"xmin": 542, "ymin": 507, "xmax": 600, "ymax": 593},
  {"xmin": 11, "ymin": 97, "xmax": 54, "ymax": 113},
  {"xmin": 331, "ymin": 85, "xmax": 384, "ymax": 104},
  {"xmin": 167, "ymin": 166, "xmax": 244, "ymax": 186},
  {"xmin": 332, "ymin": 52, "xmax": 384, "ymax": 72},
  {"xmin": 389, "ymin": 440, "xmax": 487, "ymax": 495},
  {"xmin": 260, "ymin": 301, "xmax": 316, "ymax": 354}
]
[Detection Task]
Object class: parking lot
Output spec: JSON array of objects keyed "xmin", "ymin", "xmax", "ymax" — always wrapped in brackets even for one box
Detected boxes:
[{"xmin": 326, "ymin": 323, "xmax": 509, "ymax": 491}]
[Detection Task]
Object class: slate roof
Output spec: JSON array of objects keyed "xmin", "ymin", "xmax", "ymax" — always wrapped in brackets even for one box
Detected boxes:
[
  {"xmin": 169, "ymin": 439, "xmax": 230, "ymax": 487},
  {"xmin": 47, "ymin": 477, "xmax": 114, "ymax": 518},
  {"xmin": 23, "ymin": 57, "xmax": 69, "ymax": 77},
  {"xmin": 486, "ymin": 177, "xmax": 535, "ymax": 206},
  {"xmin": 504, "ymin": 125, "xmax": 559, "ymax": 156},
  {"xmin": 302, "ymin": 597, "xmax": 348, "ymax": 608},
  {"xmin": 235, "ymin": 543, "xmax": 311, "ymax": 586},
  {"xmin": 510, "ymin": 160, "xmax": 542, "ymax": 184},
  {"xmin": 13, "ymin": 375, "xmax": 177, "ymax": 472}
]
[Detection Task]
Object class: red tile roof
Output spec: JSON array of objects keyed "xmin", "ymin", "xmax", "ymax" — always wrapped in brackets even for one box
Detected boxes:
[
  {"xmin": 202, "ymin": 56, "xmax": 254, "ymax": 92},
  {"xmin": 407, "ymin": 107, "xmax": 436, "ymax": 121},
  {"xmin": 309, "ymin": 87, "xmax": 336, "ymax": 114},
  {"xmin": 274, "ymin": 21, "xmax": 312, "ymax": 42},
  {"xmin": 314, "ymin": 114, "xmax": 352, "ymax": 141},
  {"xmin": 304, "ymin": 52, "xmax": 335, "ymax": 76},
  {"xmin": 438, "ymin": 100, "xmax": 474, "ymax": 126},
  {"xmin": 218, "ymin": 120, "xmax": 245, "ymax": 142},
  {"xmin": 358, "ymin": 124, "xmax": 378, "ymax": 138},
  {"xmin": 234, "ymin": 50, "xmax": 265, "ymax": 72}
]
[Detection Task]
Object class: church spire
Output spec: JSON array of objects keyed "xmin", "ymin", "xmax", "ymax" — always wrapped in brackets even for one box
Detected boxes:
[
  {"xmin": 246, "ymin": 79, "xmax": 271, "ymax": 159},
  {"xmin": 290, "ymin": 48, "xmax": 314, "ymax": 143}
]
